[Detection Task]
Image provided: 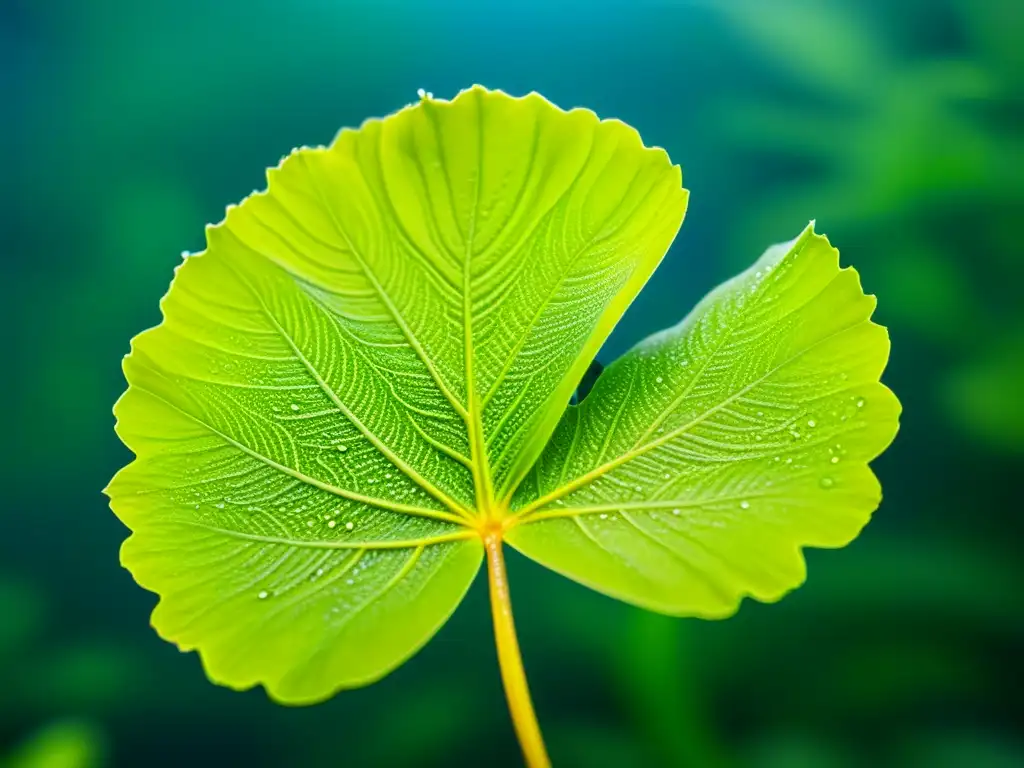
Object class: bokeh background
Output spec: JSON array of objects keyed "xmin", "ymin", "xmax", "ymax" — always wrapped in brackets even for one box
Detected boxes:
[{"xmin": 3, "ymin": 0, "xmax": 1022, "ymax": 765}]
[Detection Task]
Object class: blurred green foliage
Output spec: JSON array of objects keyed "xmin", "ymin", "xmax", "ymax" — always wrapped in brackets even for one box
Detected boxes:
[
  {"xmin": 2, "ymin": 0, "xmax": 1021, "ymax": 765},
  {"xmin": 3, "ymin": 721, "xmax": 105, "ymax": 768},
  {"xmin": 714, "ymin": 0, "xmax": 1024, "ymax": 455}
]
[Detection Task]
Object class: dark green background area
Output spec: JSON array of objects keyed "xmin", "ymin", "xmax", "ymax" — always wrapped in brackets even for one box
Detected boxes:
[{"xmin": 2, "ymin": 0, "xmax": 1021, "ymax": 766}]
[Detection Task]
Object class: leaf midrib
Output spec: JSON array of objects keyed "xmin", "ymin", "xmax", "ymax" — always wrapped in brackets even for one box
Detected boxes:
[{"xmin": 459, "ymin": 90, "xmax": 497, "ymax": 516}]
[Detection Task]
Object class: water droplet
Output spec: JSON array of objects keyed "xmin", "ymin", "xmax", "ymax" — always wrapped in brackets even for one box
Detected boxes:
[
  {"xmin": 290, "ymin": 403, "xmax": 300, "ymax": 412},
  {"xmin": 856, "ymin": 398, "xmax": 865, "ymax": 408},
  {"xmin": 807, "ymin": 419, "xmax": 816, "ymax": 428},
  {"xmin": 655, "ymin": 376, "xmax": 663, "ymax": 384},
  {"xmin": 830, "ymin": 456, "xmax": 839, "ymax": 464},
  {"xmin": 337, "ymin": 445, "xmax": 348, "ymax": 452},
  {"xmin": 755, "ymin": 435, "xmax": 763, "ymax": 442},
  {"xmin": 384, "ymin": 473, "xmax": 392, "ymax": 480},
  {"xmin": 671, "ymin": 508, "xmax": 681, "ymax": 516},
  {"xmin": 820, "ymin": 477, "xmax": 835, "ymax": 489},
  {"xmin": 306, "ymin": 520, "xmax": 314, "ymax": 528},
  {"xmin": 258, "ymin": 590, "xmax": 269, "ymax": 599},
  {"xmin": 316, "ymin": 568, "xmax": 324, "ymax": 576},
  {"xmin": 740, "ymin": 500, "xmax": 750, "ymax": 510},
  {"xmin": 417, "ymin": 87, "xmax": 427, "ymax": 99},
  {"xmin": 346, "ymin": 578, "xmax": 354, "ymax": 585},
  {"xmin": 328, "ymin": 520, "xmax": 336, "ymax": 528},
  {"xmin": 345, "ymin": 521, "xmax": 355, "ymax": 531},
  {"xmin": 757, "ymin": 411, "xmax": 764, "ymax": 417},
  {"xmin": 599, "ymin": 513, "xmax": 608, "ymax": 520},
  {"xmin": 215, "ymin": 502, "xmax": 225, "ymax": 509},
  {"xmin": 663, "ymin": 472, "xmax": 672, "ymax": 480}
]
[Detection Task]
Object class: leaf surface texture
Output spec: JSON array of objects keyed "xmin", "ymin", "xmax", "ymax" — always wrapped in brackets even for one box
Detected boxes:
[
  {"xmin": 507, "ymin": 226, "xmax": 900, "ymax": 616},
  {"xmin": 107, "ymin": 87, "xmax": 688, "ymax": 703}
]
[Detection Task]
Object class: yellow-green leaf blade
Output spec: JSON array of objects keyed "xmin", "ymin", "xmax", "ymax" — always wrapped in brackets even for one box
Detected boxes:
[
  {"xmin": 124, "ymin": 519, "xmax": 481, "ymax": 704},
  {"xmin": 106, "ymin": 86, "xmax": 687, "ymax": 702},
  {"xmin": 107, "ymin": 266, "xmax": 483, "ymax": 701},
  {"xmin": 507, "ymin": 224, "xmax": 901, "ymax": 617}
]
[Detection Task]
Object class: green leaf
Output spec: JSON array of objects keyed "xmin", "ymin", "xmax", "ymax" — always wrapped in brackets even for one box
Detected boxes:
[
  {"xmin": 106, "ymin": 86, "xmax": 687, "ymax": 704},
  {"xmin": 107, "ymin": 87, "xmax": 898, "ymax": 720},
  {"xmin": 506, "ymin": 225, "xmax": 900, "ymax": 617}
]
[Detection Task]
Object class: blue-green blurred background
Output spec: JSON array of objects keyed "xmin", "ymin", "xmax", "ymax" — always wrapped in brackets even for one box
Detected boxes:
[{"xmin": 3, "ymin": 0, "xmax": 1022, "ymax": 765}]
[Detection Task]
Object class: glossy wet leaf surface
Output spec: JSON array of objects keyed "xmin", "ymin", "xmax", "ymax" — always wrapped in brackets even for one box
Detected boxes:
[
  {"xmin": 507, "ymin": 227, "xmax": 900, "ymax": 615},
  {"xmin": 107, "ymin": 86, "xmax": 898, "ymax": 705}
]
